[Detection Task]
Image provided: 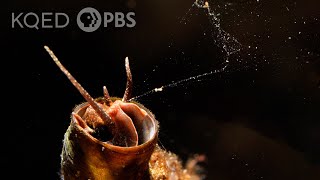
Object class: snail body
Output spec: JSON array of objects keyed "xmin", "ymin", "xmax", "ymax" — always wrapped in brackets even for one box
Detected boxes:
[{"xmin": 44, "ymin": 46, "xmax": 203, "ymax": 180}]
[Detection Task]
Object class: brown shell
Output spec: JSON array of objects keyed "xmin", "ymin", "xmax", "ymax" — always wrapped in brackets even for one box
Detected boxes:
[{"xmin": 60, "ymin": 99, "xmax": 158, "ymax": 180}]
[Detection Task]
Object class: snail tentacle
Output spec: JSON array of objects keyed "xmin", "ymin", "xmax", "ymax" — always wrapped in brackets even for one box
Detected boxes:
[
  {"xmin": 44, "ymin": 46, "xmax": 114, "ymax": 128},
  {"xmin": 103, "ymin": 86, "xmax": 112, "ymax": 105},
  {"xmin": 122, "ymin": 57, "xmax": 132, "ymax": 102}
]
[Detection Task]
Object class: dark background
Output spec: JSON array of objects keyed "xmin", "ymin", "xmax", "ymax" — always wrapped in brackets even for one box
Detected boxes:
[{"xmin": 3, "ymin": 0, "xmax": 320, "ymax": 179}]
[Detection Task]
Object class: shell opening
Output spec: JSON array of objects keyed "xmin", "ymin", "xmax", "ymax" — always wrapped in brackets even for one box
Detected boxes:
[{"xmin": 73, "ymin": 99, "xmax": 157, "ymax": 147}]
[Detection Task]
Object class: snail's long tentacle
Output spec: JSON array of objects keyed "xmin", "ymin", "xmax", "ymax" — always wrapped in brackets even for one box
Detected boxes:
[{"xmin": 44, "ymin": 46, "xmax": 114, "ymax": 128}]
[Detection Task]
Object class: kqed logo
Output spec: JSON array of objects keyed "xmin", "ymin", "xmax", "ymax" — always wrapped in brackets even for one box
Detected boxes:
[{"xmin": 11, "ymin": 7, "xmax": 136, "ymax": 32}]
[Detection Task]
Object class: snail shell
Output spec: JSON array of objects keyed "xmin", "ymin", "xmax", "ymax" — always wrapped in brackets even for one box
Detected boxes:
[{"xmin": 60, "ymin": 98, "xmax": 158, "ymax": 180}]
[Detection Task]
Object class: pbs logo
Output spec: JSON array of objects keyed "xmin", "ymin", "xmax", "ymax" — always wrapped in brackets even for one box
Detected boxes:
[
  {"xmin": 77, "ymin": 7, "xmax": 102, "ymax": 32},
  {"xmin": 77, "ymin": 7, "xmax": 136, "ymax": 32}
]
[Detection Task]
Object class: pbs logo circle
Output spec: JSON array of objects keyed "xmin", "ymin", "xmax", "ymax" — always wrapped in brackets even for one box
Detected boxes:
[{"xmin": 77, "ymin": 7, "xmax": 101, "ymax": 32}]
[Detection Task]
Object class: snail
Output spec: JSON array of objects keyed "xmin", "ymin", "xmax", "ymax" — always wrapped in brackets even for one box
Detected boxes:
[{"xmin": 44, "ymin": 46, "xmax": 204, "ymax": 180}]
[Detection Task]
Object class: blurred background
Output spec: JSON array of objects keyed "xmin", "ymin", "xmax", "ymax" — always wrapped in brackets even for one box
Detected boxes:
[{"xmin": 3, "ymin": 0, "xmax": 320, "ymax": 179}]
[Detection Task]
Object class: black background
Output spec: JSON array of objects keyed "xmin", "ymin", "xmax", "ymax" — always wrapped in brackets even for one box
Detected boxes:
[{"xmin": 3, "ymin": 0, "xmax": 320, "ymax": 179}]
